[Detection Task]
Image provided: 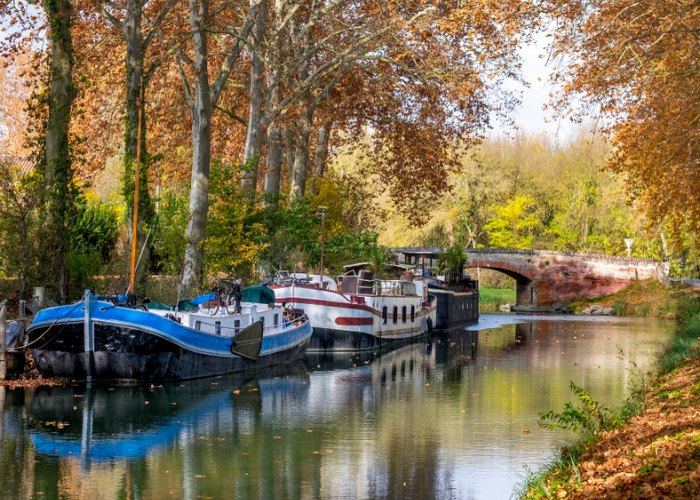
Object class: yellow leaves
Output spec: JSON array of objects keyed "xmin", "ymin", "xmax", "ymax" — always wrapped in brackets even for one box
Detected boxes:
[{"xmin": 43, "ymin": 421, "xmax": 69, "ymax": 429}]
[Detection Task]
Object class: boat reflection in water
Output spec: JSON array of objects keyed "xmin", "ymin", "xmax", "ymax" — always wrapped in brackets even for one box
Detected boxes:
[
  {"xmin": 28, "ymin": 361, "xmax": 310, "ymax": 467},
  {"xmin": 15, "ymin": 329, "xmax": 485, "ymax": 499},
  {"xmin": 306, "ymin": 329, "xmax": 479, "ymax": 374}
]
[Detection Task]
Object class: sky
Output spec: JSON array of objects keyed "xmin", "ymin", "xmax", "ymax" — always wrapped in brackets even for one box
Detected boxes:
[{"xmin": 490, "ymin": 36, "xmax": 582, "ymax": 142}]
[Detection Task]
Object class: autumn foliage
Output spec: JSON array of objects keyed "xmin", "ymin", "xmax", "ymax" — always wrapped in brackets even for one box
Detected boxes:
[
  {"xmin": 527, "ymin": 363, "xmax": 700, "ymax": 498},
  {"xmin": 546, "ymin": 0, "xmax": 700, "ymax": 242},
  {"xmin": 1, "ymin": 0, "xmax": 699, "ymax": 295}
]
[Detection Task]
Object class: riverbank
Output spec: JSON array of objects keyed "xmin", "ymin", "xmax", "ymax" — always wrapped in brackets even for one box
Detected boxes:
[
  {"xmin": 521, "ymin": 282, "xmax": 700, "ymax": 498},
  {"xmin": 0, "ymin": 350, "xmax": 66, "ymax": 388}
]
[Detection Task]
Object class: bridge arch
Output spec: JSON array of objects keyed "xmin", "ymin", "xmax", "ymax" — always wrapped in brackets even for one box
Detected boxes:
[
  {"xmin": 464, "ymin": 259, "xmax": 536, "ymax": 307},
  {"xmin": 393, "ymin": 247, "xmax": 664, "ymax": 309}
]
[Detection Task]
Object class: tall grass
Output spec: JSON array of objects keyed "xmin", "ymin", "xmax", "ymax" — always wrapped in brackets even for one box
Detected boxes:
[
  {"xmin": 657, "ymin": 312, "xmax": 700, "ymax": 374},
  {"xmin": 479, "ymin": 287, "xmax": 516, "ymax": 312}
]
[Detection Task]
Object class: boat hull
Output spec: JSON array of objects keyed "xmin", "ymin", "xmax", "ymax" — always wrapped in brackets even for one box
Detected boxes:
[
  {"xmin": 308, "ymin": 325, "xmax": 430, "ymax": 351},
  {"xmin": 27, "ymin": 302, "xmax": 312, "ymax": 382},
  {"xmin": 272, "ymin": 284, "xmax": 436, "ymax": 352},
  {"xmin": 431, "ymin": 288, "xmax": 480, "ymax": 329}
]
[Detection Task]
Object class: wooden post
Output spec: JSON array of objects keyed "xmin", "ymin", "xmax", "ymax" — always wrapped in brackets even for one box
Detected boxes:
[
  {"xmin": 34, "ymin": 286, "xmax": 47, "ymax": 309},
  {"xmin": 0, "ymin": 386, "xmax": 5, "ymax": 438},
  {"xmin": 83, "ymin": 290, "xmax": 95, "ymax": 383},
  {"xmin": 316, "ymin": 206, "xmax": 327, "ymax": 288},
  {"xmin": 18, "ymin": 300, "xmax": 26, "ymax": 346},
  {"xmin": 0, "ymin": 305, "xmax": 6, "ymax": 381}
]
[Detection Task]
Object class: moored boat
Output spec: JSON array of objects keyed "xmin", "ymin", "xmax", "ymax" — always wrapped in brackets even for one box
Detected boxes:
[
  {"xmin": 424, "ymin": 275, "xmax": 480, "ymax": 329},
  {"xmin": 26, "ymin": 286, "xmax": 312, "ymax": 382},
  {"xmin": 395, "ymin": 248, "xmax": 480, "ymax": 328},
  {"xmin": 270, "ymin": 263, "xmax": 437, "ymax": 351}
]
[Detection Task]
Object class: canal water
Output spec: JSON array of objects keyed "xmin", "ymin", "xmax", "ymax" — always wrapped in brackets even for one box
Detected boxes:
[{"xmin": 0, "ymin": 314, "xmax": 673, "ymax": 499}]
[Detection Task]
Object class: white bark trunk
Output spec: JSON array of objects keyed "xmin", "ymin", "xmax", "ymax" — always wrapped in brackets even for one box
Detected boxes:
[
  {"xmin": 288, "ymin": 92, "xmax": 312, "ymax": 202},
  {"xmin": 241, "ymin": 0, "xmax": 267, "ymax": 198},
  {"xmin": 181, "ymin": 0, "xmax": 213, "ymax": 292},
  {"xmin": 310, "ymin": 120, "xmax": 331, "ymax": 195}
]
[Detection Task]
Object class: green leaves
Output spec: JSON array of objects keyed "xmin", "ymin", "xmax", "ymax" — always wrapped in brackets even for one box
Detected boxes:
[
  {"xmin": 437, "ymin": 243, "xmax": 467, "ymax": 275},
  {"xmin": 67, "ymin": 193, "xmax": 121, "ymax": 295},
  {"xmin": 69, "ymin": 194, "xmax": 121, "ymax": 261},
  {"xmin": 539, "ymin": 382, "xmax": 612, "ymax": 436}
]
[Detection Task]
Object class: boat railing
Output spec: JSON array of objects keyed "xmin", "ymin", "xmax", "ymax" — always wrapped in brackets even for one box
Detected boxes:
[
  {"xmin": 283, "ymin": 312, "xmax": 309, "ymax": 329},
  {"xmin": 341, "ymin": 276, "xmax": 418, "ymax": 297},
  {"xmin": 191, "ymin": 312, "xmax": 309, "ymax": 338},
  {"xmin": 376, "ymin": 279, "xmax": 417, "ymax": 296},
  {"xmin": 277, "ymin": 276, "xmax": 313, "ymax": 286}
]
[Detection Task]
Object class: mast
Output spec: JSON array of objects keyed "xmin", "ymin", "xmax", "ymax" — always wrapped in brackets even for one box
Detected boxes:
[
  {"xmin": 128, "ymin": 84, "xmax": 144, "ymax": 298},
  {"xmin": 316, "ymin": 206, "xmax": 327, "ymax": 288}
]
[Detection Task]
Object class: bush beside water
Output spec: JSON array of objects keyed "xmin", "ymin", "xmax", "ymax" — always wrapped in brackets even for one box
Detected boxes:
[{"xmin": 520, "ymin": 282, "xmax": 700, "ymax": 498}]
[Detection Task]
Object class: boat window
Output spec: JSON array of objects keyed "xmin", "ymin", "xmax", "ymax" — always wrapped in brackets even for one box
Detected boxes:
[
  {"xmin": 402, "ymin": 306, "xmax": 407, "ymax": 323},
  {"xmin": 274, "ymin": 313, "xmax": 279, "ymax": 326},
  {"xmin": 393, "ymin": 306, "xmax": 398, "ymax": 324},
  {"xmin": 382, "ymin": 306, "xmax": 387, "ymax": 324},
  {"xmin": 195, "ymin": 320, "xmax": 201, "ymax": 331},
  {"xmin": 234, "ymin": 319, "xmax": 240, "ymax": 333},
  {"xmin": 215, "ymin": 321, "xmax": 221, "ymax": 336},
  {"xmin": 411, "ymin": 306, "xmax": 415, "ymax": 322}
]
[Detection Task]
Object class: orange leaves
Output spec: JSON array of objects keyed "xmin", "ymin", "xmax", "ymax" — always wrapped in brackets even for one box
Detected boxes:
[
  {"xmin": 331, "ymin": 1, "xmax": 539, "ymax": 222},
  {"xmin": 545, "ymin": 0, "xmax": 700, "ymax": 236},
  {"xmin": 538, "ymin": 364, "xmax": 700, "ymax": 498}
]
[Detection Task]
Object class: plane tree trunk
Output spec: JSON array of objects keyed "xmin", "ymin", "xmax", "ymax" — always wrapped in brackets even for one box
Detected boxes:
[{"xmin": 42, "ymin": 0, "xmax": 76, "ymax": 304}]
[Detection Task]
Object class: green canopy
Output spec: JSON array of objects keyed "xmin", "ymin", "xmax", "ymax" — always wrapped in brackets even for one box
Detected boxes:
[
  {"xmin": 176, "ymin": 299, "xmax": 199, "ymax": 311},
  {"xmin": 147, "ymin": 301, "xmax": 173, "ymax": 311},
  {"xmin": 242, "ymin": 285, "xmax": 275, "ymax": 306}
]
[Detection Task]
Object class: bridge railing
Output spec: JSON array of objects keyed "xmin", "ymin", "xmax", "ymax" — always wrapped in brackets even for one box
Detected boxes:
[
  {"xmin": 465, "ymin": 248, "xmax": 660, "ymax": 265},
  {"xmin": 393, "ymin": 247, "xmax": 661, "ymax": 266}
]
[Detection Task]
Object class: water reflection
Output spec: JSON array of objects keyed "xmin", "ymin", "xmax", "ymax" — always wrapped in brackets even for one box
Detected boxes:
[
  {"xmin": 28, "ymin": 365, "xmax": 309, "ymax": 464},
  {"xmin": 0, "ymin": 315, "xmax": 674, "ymax": 499}
]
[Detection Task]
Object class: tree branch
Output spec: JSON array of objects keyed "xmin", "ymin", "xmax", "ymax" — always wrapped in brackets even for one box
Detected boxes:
[
  {"xmin": 101, "ymin": 2, "xmax": 124, "ymax": 30},
  {"xmin": 142, "ymin": 0, "xmax": 178, "ymax": 49},
  {"xmin": 176, "ymin": 55, "xmax": 194, "ymax": 108},
  {"xmin": 214, "ymin": 104, "xmax": 247, "ymax": 126},
  {"xmin": 210, "ymin": 8, "xmax": 256, "ymax": 104}
]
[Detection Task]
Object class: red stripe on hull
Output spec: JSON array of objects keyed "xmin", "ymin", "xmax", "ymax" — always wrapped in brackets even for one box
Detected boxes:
[
  {"xmin": 335, "ymin": 317, "xmax": 374, "ymax": 326},
  {"xmin": 282, "ymin": 296, "xmax": 372, "ymax": 312}
]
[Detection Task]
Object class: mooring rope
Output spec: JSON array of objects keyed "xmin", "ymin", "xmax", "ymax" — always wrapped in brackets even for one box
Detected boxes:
[{"xmin": 20, "ymin": 300, "xmax": 85, "ymax": 350}]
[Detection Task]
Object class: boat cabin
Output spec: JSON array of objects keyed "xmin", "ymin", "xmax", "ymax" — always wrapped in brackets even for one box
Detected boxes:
[
  {"xmin": 394, "ymin": 248, "xmax": 478, "ymax": 291},
  {"xmin": 338, "ymin": 262, "xmax": 426, "ymax": 298},
  {"xmin": 274, "ymin": 271, "xmax": 338, "ymax": 291}
]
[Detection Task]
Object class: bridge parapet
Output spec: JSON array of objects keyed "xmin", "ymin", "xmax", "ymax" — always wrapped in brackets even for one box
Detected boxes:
[
  {"xmin": 466, "ymin": 248, "xmax": 659, "ymax": 266},
  {"xmin": 466, "ymin": 249, "xmax": 664, "ymax": 307}
]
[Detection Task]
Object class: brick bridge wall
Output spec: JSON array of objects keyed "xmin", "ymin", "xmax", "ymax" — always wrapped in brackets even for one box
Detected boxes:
[{"xmin": 465, "ymin": 249, "xmax": 665, "ymax": 307}]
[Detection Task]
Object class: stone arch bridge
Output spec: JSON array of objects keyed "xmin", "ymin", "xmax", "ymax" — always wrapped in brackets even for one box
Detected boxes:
[{"xmin": 394, "ymin": 248, "xmax": 666, "ymax": 310}]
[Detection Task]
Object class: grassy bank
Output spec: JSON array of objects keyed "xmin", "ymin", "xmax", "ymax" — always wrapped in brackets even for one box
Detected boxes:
[
  {"xmin": 479, "ymin": 287, "xmax": 516, "ymax": 312},
  {"xmin": 520, "ymin": 282, "xmax": 700, "ymax": 498},
  {"xmin": 568, "ymin": 279, "xmax": 697, "ymax": 318}
]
